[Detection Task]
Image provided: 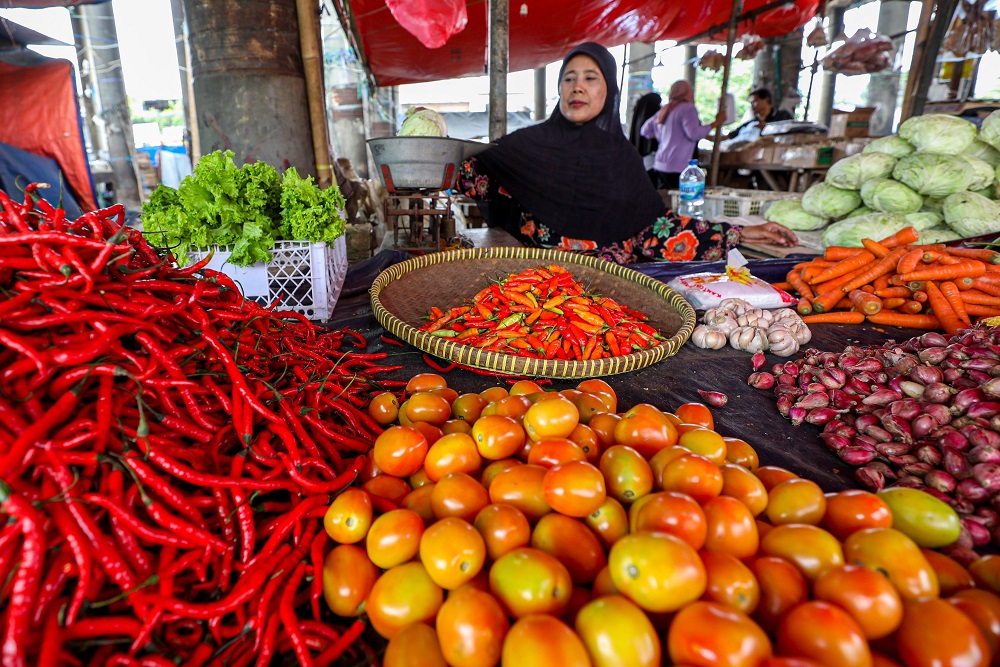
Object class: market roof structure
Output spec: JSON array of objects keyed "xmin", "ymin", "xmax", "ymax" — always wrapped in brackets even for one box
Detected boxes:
[{"xmin": 338, "ymin": 0, "xmax": 821, "ymax": 86}]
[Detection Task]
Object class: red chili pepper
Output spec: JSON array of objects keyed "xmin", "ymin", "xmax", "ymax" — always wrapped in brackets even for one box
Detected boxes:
[{"xmin": 0, "ymin": 480, "xmax": 45, "ymax": 667}]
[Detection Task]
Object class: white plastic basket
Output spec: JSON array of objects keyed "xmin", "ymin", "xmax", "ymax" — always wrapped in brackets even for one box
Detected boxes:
[
  {"xmin": 188, "ymin": 236, "xmax": 348, "ymax": 321},
  {"xmin": 668, "ymin": 188, "xmax": 799, "ymax": 219}
]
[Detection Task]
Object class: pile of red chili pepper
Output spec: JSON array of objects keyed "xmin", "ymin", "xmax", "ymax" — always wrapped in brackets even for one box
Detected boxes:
[
  {"xmin": 0, "ymin": 186, "xmax": 398, "ymax": 667},
  {"xmin": 417, "ymin": 264, "xmax": 663, "ymax": 361}
]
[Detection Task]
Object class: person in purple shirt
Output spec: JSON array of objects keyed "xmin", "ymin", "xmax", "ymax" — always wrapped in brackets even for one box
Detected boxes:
[{"xmin": 640, "ymin": 80, "xmax": 725, "ymax": 191}]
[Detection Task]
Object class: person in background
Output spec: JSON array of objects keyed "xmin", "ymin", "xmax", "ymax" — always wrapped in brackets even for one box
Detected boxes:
[
  {"xmin": 728, "ymin": 87, "xmax": 794, "ymax": 139},
  {"xmin": 640, "ymin": 80, "xmax": 725, "ymax": 191},
  {"xmin": 629, "ymin": 91, "xmax": 662, "ymax": 184},
  {"xmin": 457, "ymin": 42, "xmax": 797, "ymax": 264}
]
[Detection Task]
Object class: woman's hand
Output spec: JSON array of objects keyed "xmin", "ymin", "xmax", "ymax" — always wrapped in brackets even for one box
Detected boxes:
[
  {"xmin": 739, "ymin": 222, "xmax": 798, "ymax": 247},
  {"xmin": 711, "ymin": 112, "xmax": 726, "ymax": 129}
]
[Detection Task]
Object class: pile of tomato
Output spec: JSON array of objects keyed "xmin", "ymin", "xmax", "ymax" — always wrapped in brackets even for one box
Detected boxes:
[{"xmin": 321, "ymin": 373, "xmax": 1000, "ymax": 667}]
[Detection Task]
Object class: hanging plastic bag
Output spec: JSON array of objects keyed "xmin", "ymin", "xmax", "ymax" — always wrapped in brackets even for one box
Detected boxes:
[{"xmin": 385, "ymin": 0, "xmax": 469, "ymax": 49}]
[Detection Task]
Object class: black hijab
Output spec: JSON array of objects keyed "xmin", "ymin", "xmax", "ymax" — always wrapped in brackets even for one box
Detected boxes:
[
  {"xmin": 475, "ymin": 42, "xmax": 667, "ymax": 247},
  {"xmin": 629, "ymin": 91, "xmax": 662, "ymax": 158}
]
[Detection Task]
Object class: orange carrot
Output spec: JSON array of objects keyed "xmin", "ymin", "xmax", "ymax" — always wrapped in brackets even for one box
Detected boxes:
[
  {"xmin": 801, "ymin": 311, "xmax": 866, "ymax": 324},
  {"xmin": 900, "ymin": 299, "xmax": 923, "ymax": 314},
  {"xmin": 800, "ymin": 264, "xmax": 828, "ymax": 283},
  {"xmin": 972, "ymin": 273, "xmax": 1000, "ymax": 285},
  {"xmin": 772, "ymin": 282, "xmax": 792, "ymax": 292},
  {"xmin": 873, "ymin": 274, "xmax": 891, "ymax": 293},
  {"xmin": 963, "ymin": 303, "xmax": 1000, "ymax": 317},
  {"xmin": 867, "ymin": 312, "xmax": 941, "ymax": 329},
  {"xmin": 874, "ymin": 286, "xmax": 912, "ymax": 299},
  {"xmin": 912, "ymin": 290, "xmax": 928, "ymax": 303},
  {"xmin": 900, "ymin": 260, "xmax": 987, "ymax": 283},
  {"xmin": 786, "ymin": 270, "xmax": 815, "ymax": 300},
  {"xmin": 814, "ymin": 266, "xmax": 870, "ymax": 296},
  {"xmin": 862, "ymin": 238, "xmax": 892, "ymax": 258},
  {"xmin": 955, "ymin": 276, "xmax": 975, "ymax": 291},
  {"xmin": 795, "ymin": 259, "xmax": 835, "ymax": 268},
  {"xmin": 924, "ymin": 281, "xmax": 963, "ymax": 335},
  {"xmin": 839, "ymin": 247, "xmax": 909, "ymax": 294},
  {"xmin": 796, "ymin": 297, "xmax": 813, "ymax": 316},
  {"xmin": 896, "ymin": 249, "xmax": 925, "ymax": 276},
  {"xmin": 836, "ymin": 298, "xmax": 854, "ymax": 310},
  {"xmin": 812, "ymin": 288, "xmax": 848, "ymax": 314},
  {"xmin": 878, "ymin": 226, "xmax": 921, "ymax": 249},
  {"xmin": 882, "ymin": 297, "xmax": 906, "ymax": 310},
  {"xmin": 940, "ymin": 281, "xmax": 970, "ymax": 324},
  {"xmin": 810, "ymin": 251, "xmax": 876, "ymax": 285},
  {"xmin": 908, "ymin": 281, "xmax": 926, "ymax": 292},
  {"xmin": 848, "ymin": 290, "xmax": 883, "ymax": 315},
  {"xmin": 944, "ymin": 247, "xmax": 1000, "ymax": 264},
  {"xmin": 824, "ymin": 246, "xmax": 866, "ymax": 261},
  {"xmin": 971, "ymin": 279, "xmax": 1000, "ymax": 297},
  {"xmin": 956, "ymin": 291, "xmax": 1000, "ymax": 307}
]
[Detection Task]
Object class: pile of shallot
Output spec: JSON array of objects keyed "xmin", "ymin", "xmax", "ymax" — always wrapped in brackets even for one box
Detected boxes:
[{"xmin": 749, "ymin": 325, "xmax": 1000, "ymax": 555}]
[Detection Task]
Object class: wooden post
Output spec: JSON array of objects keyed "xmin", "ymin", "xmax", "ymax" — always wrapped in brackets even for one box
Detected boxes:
[
  {"xmin": 709, "ymin": 0, "xmax": 745, "ymax": 188},
  {"xmin": 488, "ymin": 0, "xmax": 509, "ymax": 142},
  {"xmin": 296, "ymin": 0, "xmax": 333, "ymax": 188}
]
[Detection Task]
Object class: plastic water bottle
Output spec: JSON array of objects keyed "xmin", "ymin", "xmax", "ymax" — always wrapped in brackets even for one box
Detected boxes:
[{"xmin": 678, "ymin": 159, "xmax": 705, "ymax": 219}]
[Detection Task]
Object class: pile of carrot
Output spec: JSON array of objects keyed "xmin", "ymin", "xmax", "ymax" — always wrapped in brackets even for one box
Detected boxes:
[{"xmin": 775, "ymin": 226, "xmax": 1000, "ymax": 335}]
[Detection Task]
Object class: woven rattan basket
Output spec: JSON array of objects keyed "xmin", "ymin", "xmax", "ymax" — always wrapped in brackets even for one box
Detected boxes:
[{"xmin": 370, "ymin": 248, "xmax": 696, "ymax": 379}]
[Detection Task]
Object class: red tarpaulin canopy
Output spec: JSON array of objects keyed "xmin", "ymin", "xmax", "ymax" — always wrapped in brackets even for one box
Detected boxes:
[{"xmin": 345, "ymin": 0, "xmax": 820, "ymax": 86}]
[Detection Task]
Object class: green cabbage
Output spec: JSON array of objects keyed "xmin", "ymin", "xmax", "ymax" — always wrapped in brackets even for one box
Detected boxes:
[
  {"xmin": 904, "ymin": 211, "xmax": 943, "ymax": 230},
  {"xmin": 825, "ymin": 152, "xmax": 897, "ymax": 190},
  {"xmin": 922, "ymin": 197, "xmax": 945, "ymax": 213},
  {"xmin": 820, "ymin": 212, "xmax": 911, "ymax": 248},
  {"xmin": 802, "ymin": 182, "xmax": 862, "ymax": 219},
  {"xmin": 859, "ymin": 178, "xmax": 923, "ymax": 214},
  {"xmin": 845, "ymin": 205, "xmax": 875, "ymax": 218},
  {"xmin": 863, "ymin": 135, "xmax": 916, "ymax": 158},
  {"xmin": 763, "ymin": 198, "xmax": 829, "ymax": 231},
  {"xmin": 964, "ymin": 156, "xmax": 996, "ymax": 191},
  {"xmin": 980, "ymin": 109, "xmax": 1000, "ymax": 152},
  {"xmin": 399, "ymin": 107, "xmax": 448, "ymax": 137},
  {"xmin": 964, "ymin": 140, "xmax": 1000, "ymax": 167},
  {"xmin": 892, "ymin": 152, "xmax": 976, "ymax": 197},
  {"xmin": 898, "ymin": 114, "xmax": 978, "ymax": 153},
  {"xmin": 942, "ymin": 191, "xmax": 1000, "ymax": 238},
  {"xmin": 916, "ymin": 227, "xmax": 962, "ymax": 243}
]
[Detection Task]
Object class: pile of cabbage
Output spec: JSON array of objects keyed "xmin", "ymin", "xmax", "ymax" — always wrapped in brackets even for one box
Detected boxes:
[{"xmin": 764, "ymin": 111, "xmax": 1000, "ymax": 247}]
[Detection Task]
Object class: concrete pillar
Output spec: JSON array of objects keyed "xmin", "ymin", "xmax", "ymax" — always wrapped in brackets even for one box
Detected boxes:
[
  {"xmin": 183, "ymin": 0, "xmax": 314, "ymax": 174},
  {"xmin": 864, "ymin": 0, "xmax": 910, "ymax": 135},
  {"xmin": 684, "ymin": 45, "xmax": 698, "ymax": 89},
  {"xmin": 625, "ymin": 41, "xmax": 656, "ymax": 130},
  {"xmin": 534, "ymin": 67, "xmax": 547, "ymax": 121},
  {"xmin": 168, "ymin": 0, "xmax": 198, "ymax": 160},
  {"xmin": 76, "ymin": 2, "xmax": 142, "ymax": 209},
  {"xmin": 754, "ymin": 27, "xmax": 803, "ymax": 110},
  {"xmin": 488, "ymin": 0, "xmax": 509, "ymax": 141},
  {"xmin": 817, "ymin": 8, "xmax": 845, "ymax": 127},
  {"xmin": 321, "ymin": 11, "xmax": 369, "ymax": 177},
  {"xmin": 68, "ymin": 9, "xmax": 106, "ymax": 158}
]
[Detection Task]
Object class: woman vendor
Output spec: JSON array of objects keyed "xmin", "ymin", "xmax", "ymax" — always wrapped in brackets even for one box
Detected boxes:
[{"xmin": 458, "ymin": 42, "xmax": 797, "ymax": 264}]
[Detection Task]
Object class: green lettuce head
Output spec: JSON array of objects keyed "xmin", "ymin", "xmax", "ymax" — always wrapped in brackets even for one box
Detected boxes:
[
  {"xmin": 963, "ymin": 156, "xmax": 996, "ymax": 192},
  {"xmin": 898, "ymin": 114, "xmax": 978, "ymax": 153},
  {"xmin": 892, "ymin": 152, "xmax": 976, "ymax": 198},
  {"xmin": 860, "ymin": 178, "xmax": 923, "ymax": 214},
  {"xmin": 763, "ymin": 198, "xmax": 829, "ymax": 231},
  {"xmin": 825, "ymin": 152, "xmax": 897, "ymax": 190},
  {"xmin": 916, "ymin": 227, "xmax": 962, "ymax": 244},
  {"xmin": 863, "ymin": 135, "xmax": 916, "ymax": 159},
  {"xmin": 821, "ymin": 212, "xmax": 911, "ymax": 248},
  {"xmin": 802, "ymin": 182, "xmax": 862, "ymax": 219},
  {"xmin": 963, "ymin": 140, "xmax": 1000, "ymax": 167},
  {"xmin": 399, "ymin": 107, "xmax": 448, "ymax": 137},
  {"xmin": 980, "ymin": 109, "xmax": 1000, "ymax": 152},
  {"xmin": 904, "ymin": 210, "xmax": 943, "ymax": 230},
  {"xmin": 942, "ymin": 191, "xmax": 1000, "ymax": 238}
]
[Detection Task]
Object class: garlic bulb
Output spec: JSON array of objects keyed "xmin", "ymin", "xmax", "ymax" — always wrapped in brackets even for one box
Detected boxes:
[
  {"xmin": 691, "ymin": 324, "xmax": 729, "ymax": 350},
  {"xmin": 718, "ymin": 298, "xmax": 754, "ymax": 317},
  {"xmin": 730, "ymin": 326, "xmax": 769, "ymax": 353},
  {"xmin": 766, "ymin": 324, "xmax": 800, "ymax": 357},
  {"xmin": 770, "ymin": 308, "xmax": 801, "ymax": 325},
  {"xmin": 736, "ymin": 308, "xmax": 774, "ymax": 328},
  {"xmin": 704, "ymin": 313, "xmax": 739, "ymax": 336},
  {"xmin": 787, "ymin": 320, "xmax": 813, "ymax": 345}
]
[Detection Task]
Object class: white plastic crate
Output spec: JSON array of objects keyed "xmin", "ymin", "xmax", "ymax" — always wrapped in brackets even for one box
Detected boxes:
[
  {"xmin": 188, "ymin": 236, "xmax": 348, "ymax": 321},
  {"xmin": 668, "ymin": 188, "xmax": 799, "ymax": 219}
]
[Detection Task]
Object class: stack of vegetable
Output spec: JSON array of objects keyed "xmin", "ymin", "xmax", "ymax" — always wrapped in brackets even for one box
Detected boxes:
[
  {"xmin": 765, "ymin": 110, "xmax": 1000, "ymax": 245},
  {"xmin": 141, "ymin": 150, "xmax": 347, "ymax": 267}
]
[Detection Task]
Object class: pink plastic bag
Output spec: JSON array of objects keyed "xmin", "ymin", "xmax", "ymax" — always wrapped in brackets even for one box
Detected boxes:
[{"xmin": 385, "ymin": 0, "xmax": 469, "ymax": 49}]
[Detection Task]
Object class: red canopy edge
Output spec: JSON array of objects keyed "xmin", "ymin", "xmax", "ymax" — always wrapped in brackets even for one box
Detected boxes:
[{"xmin": 348, "ymin": 0, "xmax": 820, "ymax": 86}]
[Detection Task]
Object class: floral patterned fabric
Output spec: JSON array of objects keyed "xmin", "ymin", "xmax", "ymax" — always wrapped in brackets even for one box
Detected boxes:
[{"xmin": 458, "ymin": 157, "xmax": 743, "ymax": 264}]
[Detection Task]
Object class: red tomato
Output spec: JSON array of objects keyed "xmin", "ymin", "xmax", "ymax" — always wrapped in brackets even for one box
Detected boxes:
[
  {"xmin": 567, "ymin": 423, "xmax": 602, "ymax": 463},
  {"xmin": 723, "ymin": 437, "xmax": 760, "ymax": 471},
  {"xmin": 923, "ymin": 548, "xmax": 976, "ymax": 597},
  {"xmin": 406, "ymin": 373, "xmax": 448, "ymax": 395},
  {"xmin": 948, "ymin": 594, "xmax": 1000, "ymax": 663},
  {"xmin": 423, "ymin": 432, "xmax": 483, "ymax": 482},
  {"xmin": 750, "ymin": 556, "xmax": 809, "ymax": 635},
  {"xmin": 435, "ymin": 587, "xmax": 510, "ymax": 667},
  {"xmin": 776, "ymin": 601, "xmax": 873, "ymax": 667},
  {"xmin": 613, "ymin": 404, "xmax": 679, "ymax": 459},
  {"xmin": 607, "ymin": 532, "xmax": 706, "ymax": 613},
  {"xmin": 419, "ymin": 517, "xmax": 486, "ymax": 590},
  {"xmin": 366, "ymin": 508, "xmax": 425, "ymax": 569},
  {"xmin": 599, "ymin": 445, "xmax": 654, "ymax": 505},
  {"xmin": 322, "ymin": 545, "xmax": 379, "ymax": 617},
  {"xmin": 489, "ymin": 547, "xmax": 573, "ymax": 618},
  {"xmin": 362, "ymin": 474, "xmax": 412, "ymax": 506},
  {"xmin": 576, "ymin": 378, "xmax": 618, "ymax": 412},
  {"xmin": 678, "ymin": 428, "xmax": 728, "ymax": 466},
  {"xmin": 667, "ymin": 601, "xmax": 773, "ymax": 667},
  {"xmin": 530, "ymin": 513, "xmax": 607, "ymax": 585},
  {"xmin": 405, "ymin": 391, "xmax": 453, "ymax": 425},
  {"xmin": 575, "ymin": 595, "xmax": 661, "ymax": 667},
  {"xmin": 474, "ymin": 503, "xmax": 531, "ymax": 561},
  {"xmin": 373, "ymin": 426, "xmax": 430, "ymax": 478},
  {"xmin": 382, "ymin": 622, "xmax": 447, "ymax": 667},
  {"xmin": 659, "ymin": 453, "xmax": 724, "ymax": 504},
  {"xmin": 702, "ymin": 495, "xmax": 759, "ymax": 560},
  {"xmin": 823, "ymin": 489, "xmax": 893, "ymax": 541},
  {"xmin": 522, "ymin": 395, "xmax": 580, "ymax": 441},
  {"xmin": 842, "ymin": 527, "xmax": 938, "ymax": 601},
  {"xmin": 754, "ymin": 466, "xmax": 799, "ymax": 491},
  {"xmin": 583, "ymin": 496, "xmax": 629, "ymax": 550},
  {"xmin": 759, "ymin": 523, "xmax": 844, "ymax": 581},
  {"xmin": 970, "ymin": 555, "xmax": 1000, "ymax": 595},
  {"xmin": 472, "ymin": 415, "xmax": 526, "ymax": 460},
  {"xmin": 674, "ymin": 402, "xmax": 715, "ymax": 430},
  {"xmin": 401, "ymin": 484, "xmax": 437, "ymax": 525},
  {"xmin": 759, "ymin": 660, "xmax": 823, "ymax": 667},
  {"xmin": 719, "ymin": 463, "xmax": 769, "ymax": 517},
  {"xmin": 765, "ymin": 478, "xmax": 827, "ymax": 526},
  {"xmin": 526, "ymin": 438, "xmax": 587, "ymax": 468},
  {"xmin": 542, "ymin": 460, "xmax": 606, "ymax": 518},
  {"xmin": 588, "ymin": 412, "xmax": 621, "ymax": 450},
  {"xmin": 323, "ymin": 488, "xmax": 373, "ymax": 544},
  {"xmin": 366, "ymin": 562, "xmax": 444, "ymax": 639},
  {"xmin": 812, "ymin": 564, "xmax": 904, "ymax": 640},
  {"xmin": 488, "ymin": 463, "xmax": 552, "ymax": 521},
  {"xmin": 368, "ymin": 391, "xmax": 401, "ymax": 426},
  {"xmin": 480, "ymin": 459, "xmax": 520, "ymax": 491},
  {"xmin": 897, "ymin": 598, "xmax": 990, "ymax": 667},
  {"xmin": 452, "ymin": 392, "xmax": 488, "ymax": 423},
  {"xmin": 430, "ymin": 471, "xmax": 490, "ymax": 523},
  {"xmin": 501, "ymin": 614, "xmax": 592, "ymax": 667},
  {"xmin": 699, "ymin": 549, "xmax": 761, "ymax": 616},
  {"xmin": 631, "ymin": 491, "xmax": 707, "ymax": 551}
]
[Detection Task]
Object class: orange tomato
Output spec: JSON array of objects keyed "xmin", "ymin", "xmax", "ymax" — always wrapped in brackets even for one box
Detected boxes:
[
  {"xmin": 588, "ymin": 412, "xmax": 621, "ymax": 450},
  {"xmin": 368, "ymin": 391, "xmax": 401, "ymax": 426},
  {"xmin": 599, "ymin": 445, "xmax": 654, "ymax": 505},
  {"xmin": 430, "ymin": 471, "xmax": 490, "ymax": 522},
  {"xmin": 759, "ymin": 660, "xmax": 823, "ymax": 667},
  {"xmin": 674, "ymin": 401, "xmax": 715, "ymax": 429},
  {"xmin": 948, "ymin": 594, "xmax": 1000, "ymax": 662},
  {"xmin": 667, "ymin": 601, "xmax": 772, "ymax": 667},
  {"xmin": 472, "ymin": 415, "xmax": 526, "ymax": 460},
  {"xmin": 489, "ymin": 547, "xmax": 573, "ymax": 618},
  {"xmin": 401, "ymin": 484, "xmax": 437, "ymax": 525},
  {"xmin": 565, "ymin": 391, "xmax": 611, "ymax": 425},
  {"xmin": 366, "ymin": 562, "xmax": 444, "ymax": 639},
  {"xmin": 776, "ymin": 601, "xmax": 873, "ymax": 667},
  {"xmin": 429, "ymin": 386, "xmax": 460, "ymax": 404},
  {"xmin": 435, "ymin": 587, "xmax": 510, "ymax": 667},
  {"xmin": 406, "ymin": 373, "xmax": 448, "ymax": 395},
  {"xmin": 562, "ymin": 586, "xmax": 593, "ymax": 626},
  {"xmin": 479, "ymin": 386, "xmax": 509, "ymax": 403},
  {"xmin": 474, "ymin": 503, "xmax": 531, "ymax": 561},
  {"xmin": 362, "ymin": 474, "xmax": 412, "ymax": 506},
  {"xmin": 592, "ymin": 565, "xmax": 619, "ymax": 597},
  {"xmin": 897, "ymin": 598, "xmax": 991, "ymax": 667},
  {"xmin": 451, "ymin": 392, "xmax": 488, "ymax": 423},
  {"xmin": 501, "ymin": 614, "xmax": 592, "ymax": 667},
  {"xmin": 567, "ymin": 423, "xmax": 602, "ymax": 463},
  {"xmin": 750, "ymin": 556, "xmax": 810, "ymax": 635},
  {"xmin": 423, "ymin": 432, "xmax": 483, "ymax": 482},
  {"xmin": 754, "ymin": 465, "xmax": 799, "ymax": 491},
  {"xmin": 723, "ymin": 437, "xmax": 759, "ymax": 471},
  {"xmin": 526, "ymin": 438, "xmax": 586, "ymax": 468},
  {"xmin": 813, "ymin": 564, "xmax": 904, "ymax": 640},
  {"xmin": 409, "ymin": 420, "xmax": 444, "ymax": 446},
  {"xmin": 323, "ymin": 488, "xmax": 373, "ymax": 544},
  {"xmin": 509, "ymin": 380, "xmax": 544, "ymax": 396},
  {"xmin": 577, "ymin": 378, "xmax": 618, "ymax": 412},
  {"xmin": 575, "ymin": 595, "xmax": 661, "ymax": 667},
  {"xmin": 382, "ymin": 622, "xmax": 448, "ymax": 667},
  {"xmin": 405, "ymin": 391, "xmax": 453, "ymax": 426},
  {"xmin": 373, "ymin": 426, "xmax": 430, "ymax": 478},
  {"xmin": 922, "ymin": 548, "xmax": 976, "ymax": 596},
  {"xmin": 822, "ymin": 489, "xmax": 893, "ymax": 542},
  {"xmin": 759, "ymin": 524, "xmax": 844, "ymax": 580},
  {"xmin": 842, "ymin": 527, "xmax": 939, "ymax": 601},
  {"xmin": 443, "ymin": 417, "xmax": 474, "ymax": 435},
  {"xmin": 322, "ymin": 545, "xmax": 379, "ymax": 617},
  {"xmin": 765, "ymin": 478, "xmax": 827, "ymax": 526},
  {"xmin": 699, "ymin": 549, "xmax": 761, "ymax": 616},
  {"xmin": 366, "ymin": 508, "xmax": 425, "ymax": 569},
  {"xmin": 530, "ymin": 513, "xmax": 607, "ymax": 585},
  {"xmin": 582, "ymin": 495, "xmax": 629, "ymax": 550},
  {"xmin": 647, "ymin": 445, "xmax": 691, "ymax": 486},
  {"xmin": 488, "ymin": 463, "xmax": 552, "ymax": 521},
  {"xmin": 522, "ymin": 395, "xmax": 580, "ymax": 441},
  {"xmin": 485, "ymin": 394, "xmax": 533, "ymax": 420},
  {"xmin": 719, "ymin": 463, "xmax": 769, "ymax": 517},
  {"xmin": 659, "ymin": 453, "xmax": 724, "ymax": 504},
  {"xmin": 631, "ymin": 491, "xmax": 707, "ymax": 551},
  {"xmin": 678, "ymin": 428, "xmax": 728, "ymax": 466},
  {"xmin": 607, "ymin": 532, "xmax": 706, "ymax": 613},
  {"xmin": 419, "ymin": 517, "xmax": 486, "ymax": 590},
  {"xmin": 702, "ymin": 495, "xmax": 759, "ymax": 560},
  {"xmin": 613, "ymin": 403, "xmax": 679, "ymax": 459},
  {"xmin": 542, "ymin": 460, "xmax": 606, "ymax": 518},
  {"xmin": 480, "ymin": 458, "xmax": 521, "ymax": 491},
  {"xmin": 409, "ymin": 467, "xmax": 433, "ymax": 489},
  {"xmin": 970, "ymin": 555, "xmax": 1000, "ymax": 595}
]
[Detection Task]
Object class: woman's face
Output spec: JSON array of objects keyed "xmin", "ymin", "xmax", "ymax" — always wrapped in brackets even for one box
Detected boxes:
[{"xmin": 559, "ymin": 54, "xmax": 607, "ymax": 125}]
